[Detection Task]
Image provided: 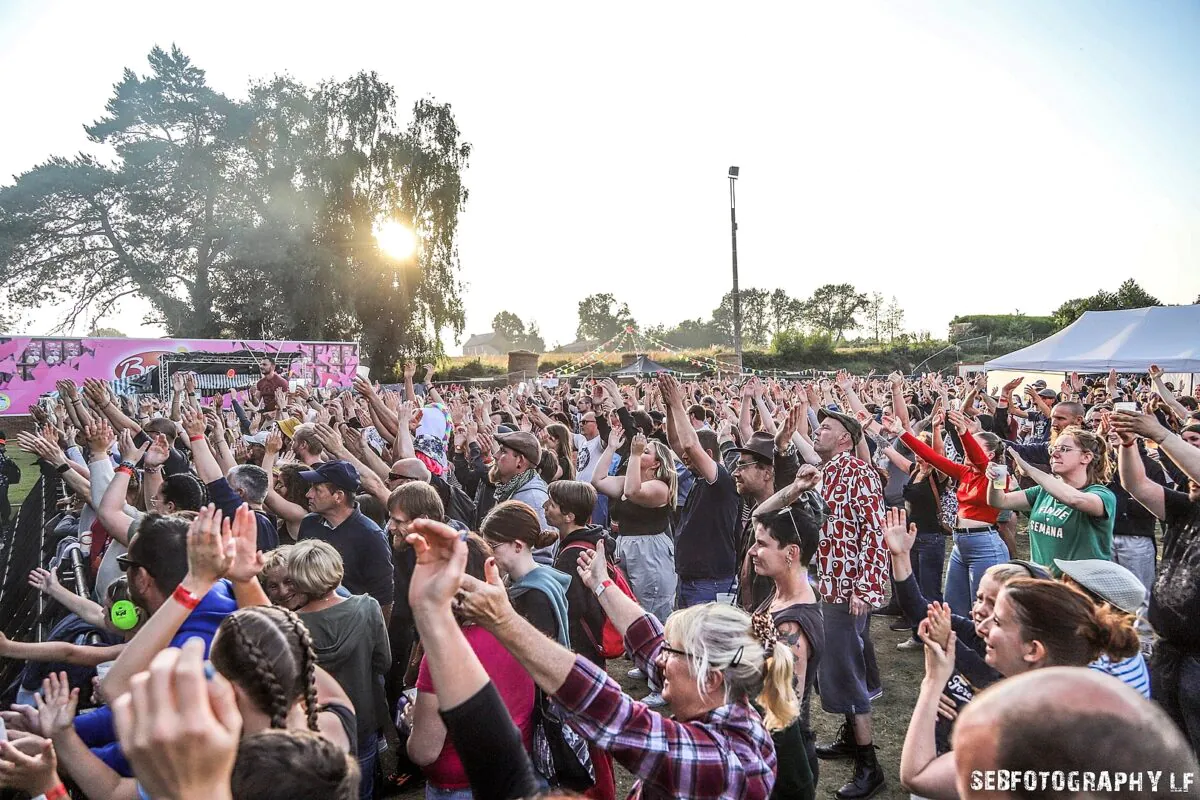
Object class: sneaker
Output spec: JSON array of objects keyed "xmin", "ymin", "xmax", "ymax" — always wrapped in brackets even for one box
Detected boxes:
[
  {"xmin": 874, "ymin": 600, "xmax": 903, "ymax": 617},
  {"xmin": 626, "ymin": 667, "xmax": 646, "ymax": 680},
  {"xmin": 642, "ymin": 692, "xmax": 666, "ymax": 707},
  {"xmin": 888, "ymin": 618, "xmax": 913, "ymax": 632},
  {"xmin": 868, "ymin": 686, "xmax": 883, "ymax": 701},
  {"xmin": 897, "ymin": 638, "xmax": 925, "ymax": 652}
]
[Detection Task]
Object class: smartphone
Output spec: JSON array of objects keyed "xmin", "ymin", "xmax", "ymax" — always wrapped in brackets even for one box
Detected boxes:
[{"xmin": 1114, "ymin": 402, "xmax": 1137, "ymax": 413}]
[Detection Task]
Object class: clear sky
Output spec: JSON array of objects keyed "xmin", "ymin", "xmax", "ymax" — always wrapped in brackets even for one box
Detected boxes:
[{"xmin": 1, "ymin": 1, "xmax": 1197, "ymax": 351}]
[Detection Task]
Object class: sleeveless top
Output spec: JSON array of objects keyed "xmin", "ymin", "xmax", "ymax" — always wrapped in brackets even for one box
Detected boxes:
[
  {"xmin": 609, "ymin": 496, "xmax": 672, "ymax": 536},
  {"xmin": 768, "ymin": 602, "xmax": 824, "ymax": 734}
]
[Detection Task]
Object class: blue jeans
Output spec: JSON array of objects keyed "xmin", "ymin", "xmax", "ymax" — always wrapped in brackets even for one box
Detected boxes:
[
  {"xmin": 909, "ymin": 532, "xmax": 947, "ymax": 634},
  {"xmin": 676, "ymin": 575, "xmax": 735, "ymax": 609},
  {"xmin": 944, "ymin": 528, "xmax": 1009, "ymax": 618},
  {"xmin": 358, "ymin": 732, "xmax": 379, "ymax": 800}
]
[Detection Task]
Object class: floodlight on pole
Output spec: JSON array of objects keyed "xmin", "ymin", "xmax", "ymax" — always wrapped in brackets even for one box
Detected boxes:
[{"xmin": 728, "ymin": 166, "xmax": 742, "ymax": 363}]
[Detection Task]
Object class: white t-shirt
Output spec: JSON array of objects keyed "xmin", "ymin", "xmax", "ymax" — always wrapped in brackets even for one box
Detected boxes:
[{"xmin": 575, "ymin": 433, "xmax": 605, "ymax": 483}]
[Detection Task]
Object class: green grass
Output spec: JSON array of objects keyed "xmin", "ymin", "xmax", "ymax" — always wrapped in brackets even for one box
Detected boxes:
[{"xmin": 7, "ymin": 448, "xmax": 41, "ymax": 508}]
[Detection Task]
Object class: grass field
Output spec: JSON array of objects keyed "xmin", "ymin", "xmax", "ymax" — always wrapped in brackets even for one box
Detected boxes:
[{"xmin": 7, "ymin": 448, "xmax": 41, "ymax": 508}]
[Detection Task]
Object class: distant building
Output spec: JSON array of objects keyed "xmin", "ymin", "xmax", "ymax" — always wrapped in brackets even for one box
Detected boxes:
[
  {"xmin": 462, "ymin": 331, "xmax": 510, "ymax": 357},
  {"xmin": 554, "ymin": 338, "xmax": 597, "ymax": 354}
]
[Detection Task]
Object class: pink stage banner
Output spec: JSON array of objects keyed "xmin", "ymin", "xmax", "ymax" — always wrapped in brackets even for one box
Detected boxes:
[{"xmin": 0, "ymin": 336, "xmax": 360, "ymax": 415}]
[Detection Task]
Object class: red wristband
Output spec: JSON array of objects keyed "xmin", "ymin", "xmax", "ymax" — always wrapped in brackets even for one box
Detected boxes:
[
  {"xmin": 115, "ymin": 465, "xmax": 134, "ymax": 477},
  {"xmin": 44, "ymin": 784, "xmax": 68, "ymax": 800},
  {"xmin": 172, "ymin": 584, "xmax": 202, "ymax": 610},
  {"xmin": 189, "ymin": 434, "xmax": 206, "ymax": 442}
]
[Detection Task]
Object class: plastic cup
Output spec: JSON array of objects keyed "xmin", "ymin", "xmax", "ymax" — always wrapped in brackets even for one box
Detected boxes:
[
  {"xmin": 991, "ymin": 464, "xmax": 1008, "ymax": 489},
  {"xmin": 96, "ymin": 661, "xmax": 115, "ymax": 680},
  {"xmin": 715, "ymin": 593, "xmax": 737, "ymax": 606}
]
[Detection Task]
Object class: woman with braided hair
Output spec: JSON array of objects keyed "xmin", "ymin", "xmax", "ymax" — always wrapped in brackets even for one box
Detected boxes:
[
  {"xmin": 288, "ymin": 539, "xmax": 391, "ymax": 800},
  {"xmin": 210, "ymin": 605, "xmax": 355, "ymax": 753}
]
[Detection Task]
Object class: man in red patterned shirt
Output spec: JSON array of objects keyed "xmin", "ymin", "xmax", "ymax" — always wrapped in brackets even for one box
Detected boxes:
[{"xmin": 810, "ymin": 407, "xmax": 889, "ymax": 800}]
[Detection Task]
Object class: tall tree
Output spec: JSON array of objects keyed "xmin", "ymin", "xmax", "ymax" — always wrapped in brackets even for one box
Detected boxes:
[
  {"xmin": 1052, "ymin": 278, "xmax": 1161, "ymax": 329},
  {"xmin": 865, "ymin": 291, "xmax": 885, "ymax": 344},
  {"xmin": 768, "ymin": 288, "xmax": 806, "ymax": 336},
  {"xmin": 490, "ymin": 310, "xmax": 543, "ymax": 352},
  {"xmin": 491, "ymin": 311, "xmax": 526, "ymax": 343},
  {"xmin": 883, "ymin": 296, "xmax": 905, "ymax": 343},
  {"xmin": 576, "ymin": 293, "xmax": 634, "ymax": 341},
  {"xmin": 713, "ymin": 288, "xmax": 771, "ymax": 348},
  {"xmin": 0, "ymin": 47, "xmax": 470, "ymax": 374},
  {"xmin": 803, "ymin": 283, "xmax": 868, "ymax": 343}
]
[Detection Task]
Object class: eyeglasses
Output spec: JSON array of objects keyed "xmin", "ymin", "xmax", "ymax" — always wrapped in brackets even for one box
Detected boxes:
[
  {"xmin": 732, "ymin": 460, "xmax": 763, "ymax": 472},
  {"xmin": 659, "ymin": 644, "xmax": 690, "ymax": 660},
  {"xmin": 388, "ymin": 473, "xmax": 418, "ymax": 483},
  {"xmin": 116, "ymin": 554, "xmax": 147, "ymax": 573},
  {"xmin": 1049, "ymin": 445, "xmax": 1079, "ymax": 455}
]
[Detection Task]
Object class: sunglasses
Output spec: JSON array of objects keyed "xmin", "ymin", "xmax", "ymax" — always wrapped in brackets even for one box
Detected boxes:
[
  {"xmin": 388, "ymin": 473, "xmax": 418, "ymax": 483},
  {"xmin": 116, "ymin": 554, "xmax": 147, "ymax": 573}
]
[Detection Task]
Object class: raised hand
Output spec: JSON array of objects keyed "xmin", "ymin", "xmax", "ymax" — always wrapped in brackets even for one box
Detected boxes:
[
  {"xmin": 35, "ymin": 671, "xmax": 78, "ymax": 737},
  {"xmin": 917, "ymin": 620, "xmax": 957, "ymax": 687},
  {"xmin": 791, "ymin": 464, "xmax": 820, "ymax": 493},
  {"xmin": 630, "ymin": 433, "xmax": 647, "ymax": 457},
  {"xmin": 403, "ymin": 361, "xmax": 417, "ymax": 380},
  {"xmin": 925, "ymin": 601, "xmax": 953, "ymax": 650},
  {"xmin": 607, "ymin": 427, "xmax": 625, "ymax": 451},
  {"xmin": 1111, "ymin": 409, "xmax": 1170, "ymax": 443},
  {"xmin": 225, "ymin": 504, "xmax": 265, "ymax": 583},
  {"xmin": 27, "ymin": 567, "xmax": 61, "ymax": 596},
  {"xmin": 111, "ymin": 639, "xmax": 242, "ymax": 800},
  {"xmin": 86, "ymin": 419, "xmax": 117, "ymax": 455},
  {"xmin": 575, "ymin": 538, "xmax": 611, "ymax": 591},
  {"xmin": 184, "ymin": 506, "xmax": 234, "ymax": 588},
  {"xmin": 116, "ymin": 429, "xmax": 148, "ymax": 465},
  {"xmin": 883, "ymin": 507, "xmax": 916, "ymax": 555},
  {"xmin": 405, "ymin": 519, "xmax": 469, "ymax": 615},
  {"xmin": 456, "ymin": 557, "xmax": 517, "ymax": 631},
  {"xmin": 880, "ymin": 414, "xmax": 904, "ymax": 436},
  {"xmin": 0, "ymin": 732, "xmax": 59, "ymax": 797}
]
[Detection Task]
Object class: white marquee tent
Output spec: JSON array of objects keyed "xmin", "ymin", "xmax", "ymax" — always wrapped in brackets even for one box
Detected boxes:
[{"xmin": 984, "ymin": 306, "xmax": 1200, "ymax": 393}]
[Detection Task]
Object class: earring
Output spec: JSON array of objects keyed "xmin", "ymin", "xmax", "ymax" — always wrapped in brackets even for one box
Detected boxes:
[{"xmin": 785, "ymin": 554, "xmax": 793, "ymax": 566}]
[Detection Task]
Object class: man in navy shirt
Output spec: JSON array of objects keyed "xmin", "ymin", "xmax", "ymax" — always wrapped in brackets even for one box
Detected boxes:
[{"xmin": 298, "ymin": 459, "xmax": 395, "ymax": 622}]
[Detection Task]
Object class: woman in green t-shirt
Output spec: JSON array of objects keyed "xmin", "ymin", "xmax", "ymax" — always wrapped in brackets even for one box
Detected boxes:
[{"xmin": 985, "ymin": 426, "xmax": 1116, "ymax": 570}]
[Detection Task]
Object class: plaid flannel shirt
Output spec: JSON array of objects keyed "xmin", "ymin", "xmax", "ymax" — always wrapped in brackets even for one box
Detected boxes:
[{"xmin": 553, "ymin": 613, "xmax": 776, "ymax": 800}]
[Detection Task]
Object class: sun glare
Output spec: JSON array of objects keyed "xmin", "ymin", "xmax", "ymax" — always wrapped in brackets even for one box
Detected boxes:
[{"xmin": 375, "ymin": 221, "xmax": 417, "ymax": 260}]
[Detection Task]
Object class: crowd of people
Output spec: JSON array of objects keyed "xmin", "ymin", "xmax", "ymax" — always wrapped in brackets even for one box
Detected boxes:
[{"xmin": 0, "ymin": 357, "xmax": 1198, "ymax": 799}]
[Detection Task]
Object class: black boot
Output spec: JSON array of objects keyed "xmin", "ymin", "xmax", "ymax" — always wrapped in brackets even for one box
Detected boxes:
[
  {"xmin": 835, "ymin": 743, "xmax": 885, "ymax": 800},
  {"xmin": 815, "ymin": 718, "xmax": 857, "ymax": 760}
]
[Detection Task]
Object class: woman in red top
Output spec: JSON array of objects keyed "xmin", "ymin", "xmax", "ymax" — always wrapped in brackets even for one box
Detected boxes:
[{"xmin": 882, "ymin": 411, "xmax": 1012, "ymax": 618}]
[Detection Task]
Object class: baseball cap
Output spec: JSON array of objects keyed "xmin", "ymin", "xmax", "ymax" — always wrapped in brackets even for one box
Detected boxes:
[
  {"xmin": 817, "ymin": 408, "xmax": 863, "ymax": 446},
  {"xmin": 1054, "ymin": 558, "xmax": 1147, "ymax": 615},
  {"xmin": 494, "ymin": 431, "xmax": 541, "ymax": 464},
  {"xmin": 298, "ymin": 460, "xmax": 362, "ymax": 494}
]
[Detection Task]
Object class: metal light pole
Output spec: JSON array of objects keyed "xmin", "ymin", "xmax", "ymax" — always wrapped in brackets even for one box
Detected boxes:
[{"xmin": 728, "ymin": 166, "xmax": 742, "ymax": 362}]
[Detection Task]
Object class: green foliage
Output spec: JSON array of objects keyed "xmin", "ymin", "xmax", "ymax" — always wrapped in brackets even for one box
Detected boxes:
[
  {"xmin": 0, "ymin": 46, "xmax": 470, "ymax": 376},
  {"xmin": 803, "ymin": 283, "xmax": 869, "ymax": 343},
  {"xmin": 712, "ymin": 288, "xmax": 772, "ymax": 347},
  {"xmin": 576, "ymin": 293, "xmax": 635, "ymax": 341},
  {"xmin": 645, "ymin": 318, "xmax": 724, "ymax": 349},
  {"xmin": 491, "ymin": 311, "xmax": 543, "ymax": 352},
  {"xmin": 1051, "ymin": 278, "xmax": 1161, "ymax": 329},
  {"xmin": 87, "ymin": 326, "xmax": 126, "ymax": 337},
  {"xmin": 949, "ymin": 314, "xmax": 1057, "ymax": 341}
]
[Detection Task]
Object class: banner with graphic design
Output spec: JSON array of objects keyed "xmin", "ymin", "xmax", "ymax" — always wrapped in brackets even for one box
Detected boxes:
[{"xmin": 0, "ymin": 336, "xmax": 359, "ymax": 415}]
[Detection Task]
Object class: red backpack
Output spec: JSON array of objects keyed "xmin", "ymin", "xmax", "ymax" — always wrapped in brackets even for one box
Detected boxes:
[{"xmin": 561, "ymin": 540, "xmax": 637, "ymax": 659}]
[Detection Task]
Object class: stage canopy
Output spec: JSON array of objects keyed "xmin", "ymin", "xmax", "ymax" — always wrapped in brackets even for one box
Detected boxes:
[
  {"xmin": 611, "ymin": 354, "xmax": 672, "ymax": 375},
  {"xmin": 984, "ymin": 306, "xmax": 1200, "ymax": 373}
]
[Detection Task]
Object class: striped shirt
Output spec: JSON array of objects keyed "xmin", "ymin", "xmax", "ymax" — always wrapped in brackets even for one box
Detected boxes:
[{"xmin": 1090, "ymin": 652, "xmax": 1151, "ymax": 699}]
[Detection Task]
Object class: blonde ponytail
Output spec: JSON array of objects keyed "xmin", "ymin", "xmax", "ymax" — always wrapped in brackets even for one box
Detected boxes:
[{"xmin": 757, "ymin": 640, "xmax": 800, "ymax": 732}]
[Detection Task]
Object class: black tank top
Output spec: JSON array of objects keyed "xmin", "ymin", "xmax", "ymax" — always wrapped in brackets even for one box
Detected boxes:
[
  {"xmin": 768, "ymin": 602, "xmax": 824, "ymax": 734},
  {"xmin": 609, "ymin": 496, "xmax": 671, "ymax": 536}
]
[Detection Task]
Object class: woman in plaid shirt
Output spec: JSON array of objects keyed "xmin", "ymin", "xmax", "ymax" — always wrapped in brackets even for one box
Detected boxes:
[{"xmin": 408, "ymin": 517, "xmax": 799, "ymax": 800}]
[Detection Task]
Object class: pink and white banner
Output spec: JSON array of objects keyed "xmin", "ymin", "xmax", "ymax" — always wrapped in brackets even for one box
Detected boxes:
[{"xmin": 0, "ymin": 336, "xmax": 360, "ymax": 415}]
